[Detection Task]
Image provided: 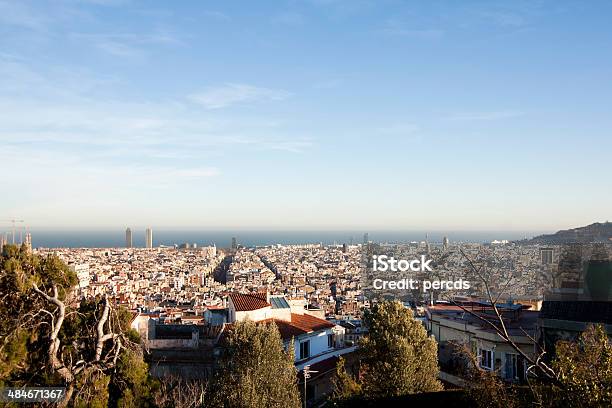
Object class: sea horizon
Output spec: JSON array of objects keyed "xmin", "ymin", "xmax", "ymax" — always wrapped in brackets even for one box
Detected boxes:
[{"xmin": 16, "ymin": 229, "xmax": 548, "ymax": 249}]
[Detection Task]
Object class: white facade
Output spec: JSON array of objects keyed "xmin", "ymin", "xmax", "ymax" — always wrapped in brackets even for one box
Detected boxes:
[
  {"xmin": 293, "ymin": 328, "xmax": 336, "ymax": 362},
  {"xmin": 227, "ymin": 295, "xmax": 293, "ymax": 323},
  {"xmin": 71, "ymin": 263, "xmax": 90, "ymax": 291},
  {"xmin": 225, "ymin": 293, "xmax": 350, "ymax": 367}
]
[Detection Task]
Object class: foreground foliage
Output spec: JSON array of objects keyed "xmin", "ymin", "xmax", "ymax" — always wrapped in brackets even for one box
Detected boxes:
[
  {"xmin": 334, "ymin": 301, "xmax": 442, "ymax": 401},
  {"xmin": 464, "ymin": 324, "xmax": 611, "ymax": 408},
  {"xmin": 551, "ymin": 324, "xmax": 612, "ymax": 407},
  {"xmin": 209, "ymin": 319, "xmax": 301, "ymax": 408},
  {"xmin": 0, "ymin": 245, "xmax": 156, "ymax": 407}
]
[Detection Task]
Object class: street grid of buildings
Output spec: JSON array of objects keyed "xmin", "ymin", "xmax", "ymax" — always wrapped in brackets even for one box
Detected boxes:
[
  {"xmin": 29, "ymin": 234, "xmax": 612, "ymax": 405},
  {"xmin": 35, "ymin": 238, "xmax": 586, "ymax": 323}
]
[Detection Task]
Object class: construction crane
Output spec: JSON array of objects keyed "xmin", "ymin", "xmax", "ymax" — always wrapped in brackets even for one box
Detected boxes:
[{"xmin": 1, "ymin": 219, "xmax": 25, "ymax": 244}]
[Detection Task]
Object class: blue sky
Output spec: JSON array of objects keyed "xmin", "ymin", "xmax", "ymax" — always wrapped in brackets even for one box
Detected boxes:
[{"xmin": 1, "ymin": 0, "xmax": 611, "ymax": 231}]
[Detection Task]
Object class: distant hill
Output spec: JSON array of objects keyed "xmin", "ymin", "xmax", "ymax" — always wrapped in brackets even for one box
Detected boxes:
[{"xmin": 522, "ymin": 222, "xmax": 612, "ymax": 244}]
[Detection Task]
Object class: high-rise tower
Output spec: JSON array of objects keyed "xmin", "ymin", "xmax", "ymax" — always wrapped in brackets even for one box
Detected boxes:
[
  {"xmin": 24, "ymin": 232, "xmax": 32, "ymax": 253},
  {"xmin": 126, "ymin": 228, "xmax": 133, "ymax": 248},
  {"xmin": 0, "ymin": 233, "xmax": 7, "ymax": 253},
  {"xmin": 145, "ymin": 227, "xmax": 153, "ymax": 249}
]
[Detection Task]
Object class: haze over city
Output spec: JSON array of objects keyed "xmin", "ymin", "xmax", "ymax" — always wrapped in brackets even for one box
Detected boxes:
[{"xmin": 2, "ymin": 0, "xmax": 612, "ymax": 231}]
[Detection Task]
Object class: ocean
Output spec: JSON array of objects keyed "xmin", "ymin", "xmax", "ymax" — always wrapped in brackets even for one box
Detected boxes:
[{"xmin": 21, "ymin": 229, "xmax": 545, "ymax": 249}]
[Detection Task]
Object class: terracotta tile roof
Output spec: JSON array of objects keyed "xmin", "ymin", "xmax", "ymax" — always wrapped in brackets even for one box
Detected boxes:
[
  {"xmin": 263, "ymin": 313, "xmax": 336, "ymax": 340},
  {"xmin": 229, "ymin": 292, "xmax": 270, "ymax": 311},
  {"xmin": 290, "ymin": 313, "xmax": 336, "ymax": 332},
  {"xmin": 264, "ymin": 320, "xmax": 301, "ymax": 339}
]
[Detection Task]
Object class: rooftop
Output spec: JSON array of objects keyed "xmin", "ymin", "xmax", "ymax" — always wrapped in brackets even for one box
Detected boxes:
[
  {"xmin": 428, "ymin": 305, "xmax": 539, "ymax": 337},
  {"xmin": 263, "ymin": 313, "xmax": 336, "ymax": 341},
  {"xmin": 229, "ymin": 292, "xmax": 270, "ymax": 311},
  {"xmin": 540, "ymin": 300, "xmax": 612, "ymax": 324},
  {"xmin": 270, "ymin": 296, "xmax": 290, "ymax": 309}
]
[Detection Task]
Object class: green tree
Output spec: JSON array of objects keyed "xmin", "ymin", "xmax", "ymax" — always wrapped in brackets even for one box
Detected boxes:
[
  {"xmin": 0, "ymin": 244, "xmax": 77, "ymax": 389},
  {"xmin": 0, "ymin": 245, "xmax": 153, "ymax": 408},
  {"xmin": 332, "ymin": 357, "xmax": 361, "ymax": 401},
  {"xmin": 460, "ymin": 346, "xmax": 519, "ymax": 408},
  {"xmin": 209, "ymin": 319, "xmax": 301, "ymax": 408},
  {"xmin": 460, "ymin": 324, "xmax": 612, "ymax": 408},
  {"xmin": 359, "ymin": 301, "xmax": 442, "ymax": 398},
  {"xmin": 552, "ymin": 324, "xmax": 612, "ymax": 407}
]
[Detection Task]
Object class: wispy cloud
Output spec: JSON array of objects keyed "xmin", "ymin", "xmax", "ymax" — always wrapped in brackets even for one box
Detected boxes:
[
  {"xmin": 189, "ymin": 83, "xmax": 291, "ymax": 109},
  {"xmin": 257, "ymin": 139, "xmax": 313, "ymax": 153},
  {"xmin": 71, "ymin": 31, "xmax": 182, "ymax": 58},
  {"xmin": 96, "ymin": 40, "xmax": 142, "ymax": 57},
  {"xmin": 0, "ymin": 0, "xmax": 49, "ymax": 30},
  {"xmin": 0, "ymin": 56, "xmax": 310, "ymax": 156},
  {"xmin": 204, "ymin": 136, "xmax": 313, "ymax": 154},
  {"xmin": 446, "ymin": 110, "xmax": 525, "ymax": 121},
  {"xmin": 375, "ymin": 123, "xmax": 422, "ymax": 142}
]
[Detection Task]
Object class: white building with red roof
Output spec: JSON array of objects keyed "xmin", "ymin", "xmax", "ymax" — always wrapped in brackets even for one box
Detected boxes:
[{"xmin": 225, "ymin": 291, "xmax": 355, "ymax": 367}]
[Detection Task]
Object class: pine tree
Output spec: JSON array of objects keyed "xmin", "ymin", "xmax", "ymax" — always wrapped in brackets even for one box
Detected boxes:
[
  {"xmin": 210, "ymin": 319, "xmax": 301, "ymax": 408},
  {"xmin": 359, "ymin": 300, "xmax": 442, "ymax": 397},
  {"xmin": 332, "ymin": 356, "xmax": 362, "ymax": 400},
  {"xmin": 0, "ymin": 245, "xmax": 154, "ymax": 407}
]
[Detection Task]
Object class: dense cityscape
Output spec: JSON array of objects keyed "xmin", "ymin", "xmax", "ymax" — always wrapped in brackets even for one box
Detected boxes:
[
  {"xmin": 2, "ymin": 224, "xmax": 608, "ymax": 406},
  {"xmin": 2, "ymin": 0, "xmax": 611, "ymax": 406}
]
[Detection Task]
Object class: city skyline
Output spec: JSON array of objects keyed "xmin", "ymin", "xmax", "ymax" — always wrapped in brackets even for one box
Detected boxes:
[{"xmin": 2, "ymin": 0, "xmax": 612, "ymax": 231}]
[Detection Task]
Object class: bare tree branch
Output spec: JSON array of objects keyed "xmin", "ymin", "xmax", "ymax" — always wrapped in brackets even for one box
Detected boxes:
[
  {"xmin": 95, "ymin": 295, "xmax": 120, "ymax": 361},
  {"xmin": 451, "ymin": 249, "xmax": 561, "ymax": 385},
  {"xmin": 32, "ymin": 283, "xmax": 74, "ymax": 383}
]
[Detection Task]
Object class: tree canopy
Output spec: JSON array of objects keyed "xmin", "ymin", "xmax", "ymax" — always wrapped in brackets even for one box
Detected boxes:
[
  {"xmin": 209, "ymin": 319, "xmax": 301, "ymax": 408},
  {"xmin": 553, "ymin": 324, "xmax": 612, "ymax": 407},
  {"xmin": 0, "ymin": 245, "xmax": 155, "ymax": 407},
  {"xmin": 335, "ymin": 300, "xmax": 442, "ymax": 400}
]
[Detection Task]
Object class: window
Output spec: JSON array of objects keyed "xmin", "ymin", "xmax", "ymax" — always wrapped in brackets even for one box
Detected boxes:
[
  {"xmin": 328, "ymin": 334, "xmax": 334, "ymax": 348},
  {"xmin": 480, "ymin": 348, "xmax": 493, "ymax": 370},
  {"xmin": 505, "ymin": 353, "xmax": 525, "ymax": 381},
  {"xmin": 299, "ymin": 340, "xmax": 310, "ymax": 360},
  {"xmin": 505, "ymin": 353, "xmax": 518, "ymax": 379}
]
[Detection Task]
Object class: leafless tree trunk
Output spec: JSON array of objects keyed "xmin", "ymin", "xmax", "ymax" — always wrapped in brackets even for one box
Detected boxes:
[{"xmin": 32, "ymin": 286, "xmax": 125, "ymax": 407}]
